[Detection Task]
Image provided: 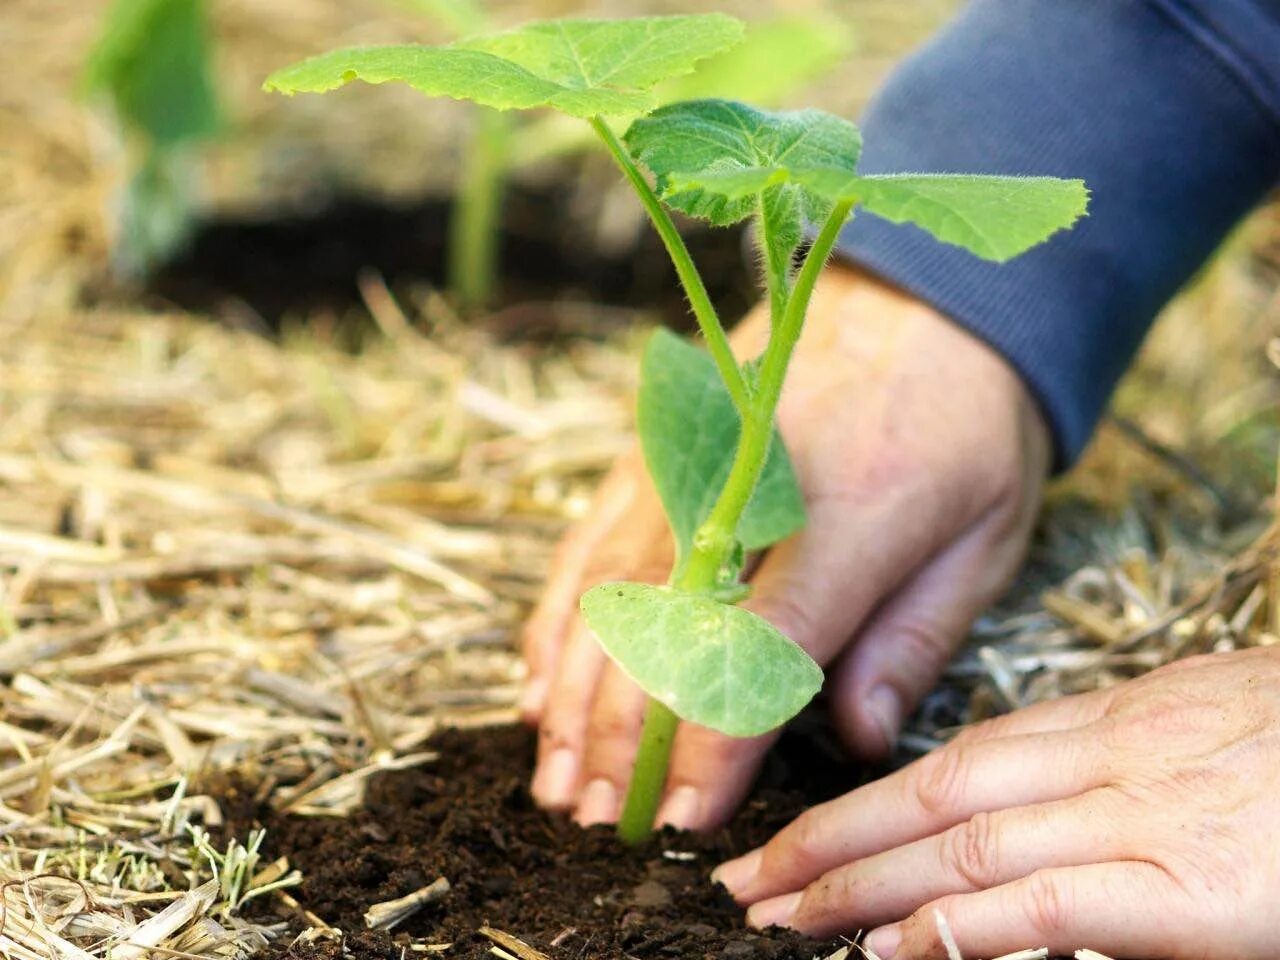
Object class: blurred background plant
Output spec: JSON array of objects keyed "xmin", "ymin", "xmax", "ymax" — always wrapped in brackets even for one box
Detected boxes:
[{"xmin": 82, "ymin": 0, "xmax": 223, "ymax": 279}]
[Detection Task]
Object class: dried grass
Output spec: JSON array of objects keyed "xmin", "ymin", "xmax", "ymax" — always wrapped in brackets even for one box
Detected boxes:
[{"xmin": 1, "ymin": 0, "xmax": 1279, "ymax": 959}]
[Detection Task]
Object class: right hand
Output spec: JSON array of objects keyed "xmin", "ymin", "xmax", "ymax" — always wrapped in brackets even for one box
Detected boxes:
[{"xmin": 522, "ymin": 264, "xmax": 1053, "ymax": 831}]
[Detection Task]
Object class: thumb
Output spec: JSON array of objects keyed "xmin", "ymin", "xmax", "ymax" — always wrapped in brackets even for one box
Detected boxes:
[{"xmin": 829, "ymin": 514, "xmax": 1027, "ymax": 759}]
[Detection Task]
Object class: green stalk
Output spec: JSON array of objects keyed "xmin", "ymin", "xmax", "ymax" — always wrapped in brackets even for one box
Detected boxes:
[
  {"xmin": 616, "ymin": 700, "xmax": 680, "ymax": 843},
  {"xmin": 590, "ymin": 116, "xmax": 750, "ymax": 417},
  {"xmin": 448, "ymin": 107, "xmax": 511, "ymax": 308},
  {"xmin": 615, "ymin": 201, "xmax": 855, "ymax": 844}
]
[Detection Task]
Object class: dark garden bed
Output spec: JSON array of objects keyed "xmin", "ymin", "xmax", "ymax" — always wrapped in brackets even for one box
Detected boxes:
[{"xmin": 230, "ymin": 723, "xmax": 866, "ymax": 960}]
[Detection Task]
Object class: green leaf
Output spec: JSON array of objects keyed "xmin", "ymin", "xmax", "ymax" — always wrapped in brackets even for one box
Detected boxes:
[
  {"xmin": 638, "ymin": 329, "xmax": 805, "ymax": 571},
  {"xmin": 811, "ymin": 172, "xmax": 1090, "ymax": 262},
  {"xmin": 263, "ymin": 15, "xmax": 745, "ymax": 119},
  {"xmin": 581, "ymin": 582, "xmax": 822, "ymax": 737},
  {"xmin": 659, "ymin": 15, "xmax": 853, "ymax": 108},
  {"xmin": 623, "ymin": 99, "xmax": 861, "ymax": 230},
  {"xmin": 83, "ymin": 0, "xmax": 221, "ymax": 147},
  {"xmin": 671, "ymin": 162, "xmax": 1089, "ymax": 262}
]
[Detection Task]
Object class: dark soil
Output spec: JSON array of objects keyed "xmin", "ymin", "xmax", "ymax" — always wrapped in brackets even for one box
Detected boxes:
[
  {"xmin": 101, "ymin": 183, "xmax": 756, "ymax": 339},
  {"xmin": 235, "ymin": 721, "xmax": 866, "ymax": 960}
]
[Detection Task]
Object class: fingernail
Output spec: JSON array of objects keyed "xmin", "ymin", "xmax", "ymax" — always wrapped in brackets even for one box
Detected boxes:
[
  {"xmin": 519, "ymin": 677, "xmax": 548, "ymax": 717},
  {"xmin": 865, "ymin": 924, "xmax": 902, "ymax": 960},
  {"xmin": 532, "ymin": 748, "xmax": 578, "ymax": 807},
  {"xmin": 656, "ymin": 785, "xmax": 701, "ymax": 830},
  {"xmin": 711, "ymin": 848, "xmax": 762, "ymax": 899},
  {"xmin": 867, "ymin": 684, "xmax": 902, "ymax": 752},
  {"xmin": 746, "ymin": 892, "xmax": 801, "ymax": 930},
  {"xmin": 574, "ymin": 778, "xmax": 618, "ymax": 826}
]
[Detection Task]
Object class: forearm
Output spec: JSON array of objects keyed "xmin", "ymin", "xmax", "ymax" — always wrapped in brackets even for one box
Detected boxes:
[{"xmin": 836, "ymin": 0, "xmax": 1280, "ymax": 467}]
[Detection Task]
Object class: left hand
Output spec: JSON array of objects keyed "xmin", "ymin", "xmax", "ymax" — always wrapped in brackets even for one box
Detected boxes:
[{"xmin": 714, "ymin": 646, "xmax": 1280, "ymax": 959}]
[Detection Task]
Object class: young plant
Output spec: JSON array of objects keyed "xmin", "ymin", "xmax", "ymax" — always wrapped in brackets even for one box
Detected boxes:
[
  {"xmin": 265, "ymin": 14, "xmax": 1088, "ymax": 844},
  {"xmin": 83, "ymin": 0, "xmax": 222, "ymax": 278},
  {"xmin": 386, "ymin": 3, "xmax": 850, "ymax": 308}
]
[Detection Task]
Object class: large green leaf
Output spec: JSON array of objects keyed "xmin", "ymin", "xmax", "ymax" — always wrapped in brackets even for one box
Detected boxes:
[
  {"xmin": 639, "ymin": 329, "xmax": 805, "ymax": 573},
  {"xmin": 806, "ymin": 172, "xmax": 1090, "ymax": 262},
  {"xmin": 263, "ymin": 15, "xmax": 745, "ymax": 119},
  {"xmin": 662, "ymin": 141, "xmax": 1090, "ymax": 262},
  {"xmin": 581, "ymin": 582, "xmax": 822, "ymax": 737},
  {"xmin": 84, "ymin": 0, "xmax": 221, "ymax": 147},
  {"xmin": 623, "ymin": 99, "xmax": 861, "ymax": 230}
]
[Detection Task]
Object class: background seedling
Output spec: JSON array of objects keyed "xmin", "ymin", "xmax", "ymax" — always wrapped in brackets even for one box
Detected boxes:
[
  {"xmin": 83, "ymin": 0, "xmax": 222, "ymax": 279},
  {"xmin": 266, "ymin": 13, "xmax": 1088, "ymax": 844},
  {"xmin": 389, "ymin": 2, "xmax": 850, "ymax": 308}
]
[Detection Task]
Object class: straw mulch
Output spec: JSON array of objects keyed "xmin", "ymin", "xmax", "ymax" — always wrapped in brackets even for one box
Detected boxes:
[{"xmin": 3, "ymin": 0, "xmax": 1280, "ymax": 957}]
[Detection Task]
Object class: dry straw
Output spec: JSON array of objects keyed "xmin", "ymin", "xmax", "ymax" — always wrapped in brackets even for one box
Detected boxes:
[{"xmin": 1, "ymin": 0, "xmax": 1279, "ymax": 958}]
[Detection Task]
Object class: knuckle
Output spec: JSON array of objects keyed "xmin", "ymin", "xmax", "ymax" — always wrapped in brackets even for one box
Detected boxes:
[
  {"xmin": 890, "ymin": 617, "xmax": 954, "ymax": 666},
  {"xmin": 1021, "ymin": 869, "xmax": 1072, "ymax": 938},
  {"xmin": 941, "ymin": 812, "xmax": 1002, "ymax": 890},
  {"xmin": 773, "ymin": 809, "xmax": 826, "ymax": 868},
  {"xmin": 912, "ymin": 744, "xmax": 971, "ymax": 817}
]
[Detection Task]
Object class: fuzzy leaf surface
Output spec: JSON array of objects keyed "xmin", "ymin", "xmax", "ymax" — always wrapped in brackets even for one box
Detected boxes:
[
  {"xmin": 580, "ymin": 582, "xmax": 822, "ymax": 737},
  {"xmin": 674, "ymin": 163, "xmax": 1090, "ymax": 262},
  {"xmin": 263, "ymin": 15, "xmax": 744, "ymax": 118},
  {"xmin": 638, "ymin": 329, "xmax": 804, "ymax": 571},
  {"xmin": 623, "ymin": 99, "xmax": 861, "ymax": 229},
  {"xmin": 815, "ymin": 172, "xmax": 1090, "ymax": 262}
]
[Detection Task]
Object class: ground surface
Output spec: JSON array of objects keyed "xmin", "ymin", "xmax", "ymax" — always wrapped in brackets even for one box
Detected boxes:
[{"xmin": 231, "ymin": 724, "xmax": 860, "ymax": 960}]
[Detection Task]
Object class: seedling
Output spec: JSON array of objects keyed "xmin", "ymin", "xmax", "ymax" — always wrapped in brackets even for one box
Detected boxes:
[
  {"xmin": 389, "ymin": 2, "xmax": 849, "ymax": 307},
  {"xmin": 265, "ymin": 14, "xmax": 1088, "ymax": 844},
  {"xmin": 83, "ymin": 0, "xmax": 221, "ymax": 278}
]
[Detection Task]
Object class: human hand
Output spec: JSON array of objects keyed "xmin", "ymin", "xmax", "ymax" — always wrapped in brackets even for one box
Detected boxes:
[
  {"xmin": 522, "ymin": 264, "xmax": 1051, "ymax": 829},
  {"xmin": 715, "ymin": 646, "xmax": 1280, "ymax": 959}
]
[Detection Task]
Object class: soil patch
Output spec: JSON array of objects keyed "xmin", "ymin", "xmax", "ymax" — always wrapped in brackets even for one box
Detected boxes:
[
  {"xmin": 104, "ymin": 184, "xmax": 756, "ymax": 337},
  {"xmin": 237, "ymin": 722, "xmax": 866, "ymax": 960}
]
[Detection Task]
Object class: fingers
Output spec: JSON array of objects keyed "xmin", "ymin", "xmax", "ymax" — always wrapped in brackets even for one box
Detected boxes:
[
  {"xmin": 828, "ymin": 513, "xmax": 1025, "ymax": 758},
  {"xmin": 530, "ymin": 620, "xmax": 608, "ymax": 809},
  {"xmin": 866, "ymin": 861, "xmax": 1187, "ymax": 959},
  {"xmin": 754, "ymin": 789, "xmax": 1128, "ymax": 935},
  {"xmin": 655, "ymin": 722, "xmax": 778, "ymax": 831},
  {"xmin": 521, "ymin": 454, "xmax": 648, "ymax": 721},
  {"xmin": 575, "ymin": 663, "xmax": 650, "ymax": 825},
  {"xmin": 715, "ymin": 725, "xmax": 1108, "ymax": 904}
]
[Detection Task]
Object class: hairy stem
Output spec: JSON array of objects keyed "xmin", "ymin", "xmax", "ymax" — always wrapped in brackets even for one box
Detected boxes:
[
  {"xmin": 680, "ymin": 203, "xmax": 853, "ymax": 590},
  {"xmin": 590, "ymin": 116, "xmax": 750, "ymax": 416},
  {"xmin": 616, "ymin": 699, "xmax": 680, "ymax": 843},
  {"xmin": 614, "ymin": 203, "xmax": 854, "ymax": 844},
  {"xmin": 448, "ymin": 107, "xmax": 510, "ymax": 307}
]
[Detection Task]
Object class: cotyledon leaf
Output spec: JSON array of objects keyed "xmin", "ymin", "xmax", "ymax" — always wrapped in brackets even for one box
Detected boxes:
[
  {"xmin": 638, "ymin": 329, "xmax": 805, "ymax": 572},
  {"xmin": 263, "ymin": 15, "xmax": 745, "ymax": 119},
  {"xmin": 580, "ymin": 582, "xmax": 822, "ymax": 737}
]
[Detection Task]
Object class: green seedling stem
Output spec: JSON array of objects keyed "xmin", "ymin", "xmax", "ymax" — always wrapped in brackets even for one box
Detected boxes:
[
  {"xmin": 449, "ymin": 107, "xmax": 511, "ymax": 307},
  {"xmin": 590, "ymin": 117, "xmax": 749, "ymax": 415},
  {"xmin": 611, "ymin": 199, "xmax": 853, "ymax": 843}
]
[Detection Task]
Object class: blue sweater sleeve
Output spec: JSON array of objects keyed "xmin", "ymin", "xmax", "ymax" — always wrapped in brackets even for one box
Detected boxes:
[{"xmin": 835, "ymin": 0, "xmax": 1280, "ymax": 468}]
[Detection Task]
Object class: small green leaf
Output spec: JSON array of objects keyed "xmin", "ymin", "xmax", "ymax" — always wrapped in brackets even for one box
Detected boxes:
[
  {"xmin": 263, "ymin": 15, "xmax": 745, "ymax": 119},
  {"xmin": 623, "ymin": 99, "xmax": 861, "ymax": 230},
  {"xmin": 638, "ymin": 329, "xmax": 805, "ymax": 571},
  {"xmin": 84, "ymin": 0, "xmax": 221, "ymax": 148},
  {"xmin": 581, "ymin": 582, "xmax": 822, "ymax": 737},
  {"xmin": 812, "ymin": 172, "xmax": 1090, "ymax": 262}
]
